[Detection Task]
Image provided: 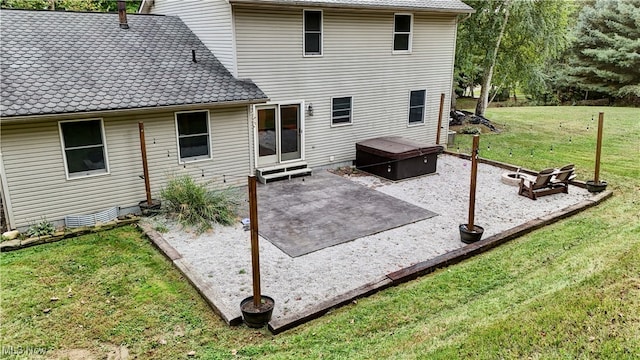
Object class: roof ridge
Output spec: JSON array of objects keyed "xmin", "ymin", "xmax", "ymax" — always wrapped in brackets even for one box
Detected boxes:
[{"xmin": 0, "ymin": 8, "xmax": 167, "ymax": 17}]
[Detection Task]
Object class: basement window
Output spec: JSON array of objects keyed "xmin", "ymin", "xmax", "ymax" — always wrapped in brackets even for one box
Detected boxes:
[
  {"xmin": 175, "ymin": 110, "xmax": 211, "ymax": 162},
  {"xmin": 59, "ymin": 119, "xmax": 109, "ymax": 178}
]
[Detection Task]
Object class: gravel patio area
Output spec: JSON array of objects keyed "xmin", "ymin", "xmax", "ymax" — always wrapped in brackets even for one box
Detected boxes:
[{"xmin": 142, "ymin": 154, "xmax": 603, "ymax": 332}]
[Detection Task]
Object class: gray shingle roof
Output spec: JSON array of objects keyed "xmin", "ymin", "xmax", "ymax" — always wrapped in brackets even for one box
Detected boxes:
[
  {"xmin": 0, "ymin": 10, "xmax": 268, "ymax": 118},
  {"xmin": 228, "ymin": 0, "xmax": 474, "ymax": 13}
]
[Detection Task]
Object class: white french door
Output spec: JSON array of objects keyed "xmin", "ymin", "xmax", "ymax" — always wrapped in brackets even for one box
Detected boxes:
[{"xmin": 256, "ymin": 103, "xmax": 303, "ymax": 166}]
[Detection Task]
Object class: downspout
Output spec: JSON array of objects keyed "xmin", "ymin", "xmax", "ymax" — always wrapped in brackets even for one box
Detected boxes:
[
  {"xmin": 137, "ymin": 0, "xmax": 154, "ymax": 13},
  {"xmin": 459, "ymin": 12, "xmax": 472, "ymax": 23},
  {"xmin": 247, "ymin": 105, "xmax": 256, "ymax": 175},
  {"xmin": 0, "ymin": 151, "xmax": 16, "ymax": 230},
  {"xmin": 229, "ymin": 3, "xmax": 240, "ymax": 77}
]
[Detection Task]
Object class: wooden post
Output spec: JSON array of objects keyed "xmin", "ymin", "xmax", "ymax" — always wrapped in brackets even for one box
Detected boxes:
[
  {"xmin": 436, "ymin": 93, "xmax": 445, "ymax": 145},
  {"xmin": 468, "ymin": 135, "xmax": 480, "ymax": 230},
  {"xmin": 138, "ymin": 122, "xmax": 152, "ymax": 205},
  {"xmin": 594, "ymin": 112, "xmax": 604, "ymax": 184},
  {"xmin": 248, "ymin": 176, "xmax": 261, "ymax": 307}
]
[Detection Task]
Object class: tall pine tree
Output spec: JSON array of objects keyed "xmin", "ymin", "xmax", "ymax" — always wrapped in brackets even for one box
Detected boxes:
[{"xmin": 569, "ymin": 0, "xmax": 640, "ymax": 98}]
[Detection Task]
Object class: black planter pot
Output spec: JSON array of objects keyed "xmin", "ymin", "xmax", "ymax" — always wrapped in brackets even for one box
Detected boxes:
[
  {"xmin": 586, "ymin": 180, "xmax": 608, "ymax": 193},
  {"xmin": 139, "ymin": 199, "xmax": 161, "ymax": 215},
  {"xmin": 459, "ymin": 224, "xmax": 484, "ymax": 244},
  {"xmin": 240, "ymin": 295, "xmax": 275, "ymax": 328}
]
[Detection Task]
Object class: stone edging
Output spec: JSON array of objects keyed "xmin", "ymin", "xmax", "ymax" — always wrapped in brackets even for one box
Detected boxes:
[{"xmin": 0, "ymin": 218, "xmax": 140, "ymax": 252}]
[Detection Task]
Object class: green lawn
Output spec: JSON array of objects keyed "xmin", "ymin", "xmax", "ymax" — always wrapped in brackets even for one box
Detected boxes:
[{"xmin": 1, "ymin": 106, "xmax": 639, "ymax": 359}]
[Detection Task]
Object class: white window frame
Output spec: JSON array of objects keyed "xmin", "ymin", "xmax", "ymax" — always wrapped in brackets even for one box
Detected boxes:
[
  {"xmin": 303, "ymin": 9, "xmax": 323, "ymax": 57},
  {"xmin": 58, "ymin": 118, "xmax": 110, "ymax": 180},
  {"xmin": 408, "ymin": 89, "xmax": 426, "ymax": 126},
  {"xmin": 175, "ymin": 110, "xmax": 212, "ymax": 164},
  {"xmin": 393, "ymin": 13, "xmax": 413, "ymax": 54},
  {"xmin": 330, "ymin": 96, "xmax": 353, "ymax": 127},
  {"xmin": 252, "ymin": 100, "xmax": 306, "ymax": 167}
]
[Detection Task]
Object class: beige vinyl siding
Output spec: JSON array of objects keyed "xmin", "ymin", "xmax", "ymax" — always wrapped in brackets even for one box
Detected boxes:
[
  {"xmin": 234, "ymin": 8, "xmax": 457, "ymax": 167},
  {"xmin": 147, "ymin": 0, "xmax": 237, "ymax": 75},
  {"xmin": 0, "ymin": 107, "xmax": 251, "ymax": 228}
]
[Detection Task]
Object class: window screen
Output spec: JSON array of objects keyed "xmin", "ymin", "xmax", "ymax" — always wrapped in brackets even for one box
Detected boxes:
[
  {"xmin": 304, "ymin": 10, "xmax": 322, "ymax": 55},
  {"xmin": 176, "ymin": 111, "xmax": 211, "ymax": 161},
  {"xmin": 60, "ymin": 119, "xmax": 107, "ymax": 176}
]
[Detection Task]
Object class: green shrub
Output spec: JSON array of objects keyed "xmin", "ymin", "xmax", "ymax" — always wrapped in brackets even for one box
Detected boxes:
[
  {"xmin": 459, "ymin": 126, "xmax": 481, "ymax": 135},
  {"xmin": 160, "ymin": 175, "xmax": 240, "ymax": 232},
  {"xmin": 154, "ymin": 223, "xmax": 169, "ymax": 233},
  {"xmin": 26, "ymin": 217, "xmax": 55, "ymax": 238}
]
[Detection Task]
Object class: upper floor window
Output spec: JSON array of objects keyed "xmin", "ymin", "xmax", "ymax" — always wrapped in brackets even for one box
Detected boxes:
[
  {"xmin": 304, "ymin": 10, "xmax": 322, "ymax": 56},
  {"xmin": 59, "ymin": 119, "xmax": 109, "ymax": 178},
  {"xmin": 408, "ymin": 89, "xmax": 426, "ymax": 125},
  {"xmin": 175, "ymin": 110, "xmax": 211, "ymax": 163},
  {"xmin": 394, "ymin": 14, "xmax": 412, "ymax": 52},
  {"xmin": 331, "ymin": 96, "xmax": 352, "ymax": 126}
]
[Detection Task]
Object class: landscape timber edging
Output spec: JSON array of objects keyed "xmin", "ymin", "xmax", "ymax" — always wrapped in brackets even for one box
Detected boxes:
[
  {"xmin": 387, "ymin": 189, "xmax": 612, "ymax": 283},
  {"xmin": 138, "ymin": 222, "xmax": 242, "ymax": 326},
  {"xmin": 138, "ymin": 185, "xmax": 613, "ymax": 335},
  {"xmin": 267, "ymin": 276, "xmax": 393, "ymax": 334},
  {"xmin": 443, "ymin": 151, "xmax": 590, "ymax": 189},
  {"xmin": 268, "ymin": 189, "xmax": 612, "ymax": 334}
]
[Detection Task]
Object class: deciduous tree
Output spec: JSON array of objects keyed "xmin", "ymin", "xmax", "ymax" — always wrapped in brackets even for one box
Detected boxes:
[{"xmin": 455, "ymin": 0, "xmax": 571, "ymax": 115}]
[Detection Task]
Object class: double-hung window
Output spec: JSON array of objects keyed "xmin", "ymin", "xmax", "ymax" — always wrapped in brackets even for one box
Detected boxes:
[
  {"xmin": 408, "ymin": 90, "xmax": 426, "ymax": 125},
  {"xmin": 175, "ymin": 111, "xmax": 211, "ymax": 162},
  {"xmin": 393, "ymin": 14, "xmax": 412, "ymax": 52},
  {"xmin": 304, "ymin": 10, "xmax": 322, "ymax": 56},
  {"xmin": 331, "ymin": 97, "xmax": 352, "ymax": 126},
  {"xmin": 59, "ymin": 119, "xmax": 109, "ymax": 178}
]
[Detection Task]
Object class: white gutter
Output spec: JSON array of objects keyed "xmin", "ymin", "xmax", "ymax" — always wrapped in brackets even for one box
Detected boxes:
[{"xmin": 0, "ymin": 98, "xmax": 269, "ymax": 124}]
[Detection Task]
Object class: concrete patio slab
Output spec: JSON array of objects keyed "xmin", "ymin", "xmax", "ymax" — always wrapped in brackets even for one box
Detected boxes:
[{"xmin": 257, "ymin": 171, "xmax": 437, "ymax": 257}]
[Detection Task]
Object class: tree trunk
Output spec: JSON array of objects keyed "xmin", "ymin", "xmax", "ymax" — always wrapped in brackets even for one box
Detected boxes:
[
  {"xmin": 475, "ymin": 0, "xmax": 511, "ymax": 117},
  {"xmin": 475, "ymin": 70, "xmax": 492, "ymax": 116}
]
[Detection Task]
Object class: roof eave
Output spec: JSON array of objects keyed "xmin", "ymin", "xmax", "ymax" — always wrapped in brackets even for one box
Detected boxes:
[
  {"xmin": 0, "ymin": 98, "xmax": 269, "ymax": 124},
  {"xmin": 228, "ymin": 0, "xmax": 475, "ymax": 14}
]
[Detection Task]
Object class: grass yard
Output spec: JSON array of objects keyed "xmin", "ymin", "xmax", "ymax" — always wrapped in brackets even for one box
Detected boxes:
[{"xmin": 1, "ymin": 106, "xmax": 639, "ymax": 359}]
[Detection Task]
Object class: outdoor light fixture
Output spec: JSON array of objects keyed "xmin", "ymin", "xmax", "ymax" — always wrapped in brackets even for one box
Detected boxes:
[{"xmin": 307, "ymin": 103, "xmax": 314, "ymax": 116}]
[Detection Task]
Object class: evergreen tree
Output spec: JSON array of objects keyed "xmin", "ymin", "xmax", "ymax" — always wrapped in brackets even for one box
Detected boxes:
[{"xmin": 568, "ymin": 0, "xmax": 640, "ymax": 98}]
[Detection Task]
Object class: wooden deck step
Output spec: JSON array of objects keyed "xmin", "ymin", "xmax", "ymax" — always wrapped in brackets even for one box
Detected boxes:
[{"xmin": 257, "ymin": 162, "xmax": 312, "ymax": 184}]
